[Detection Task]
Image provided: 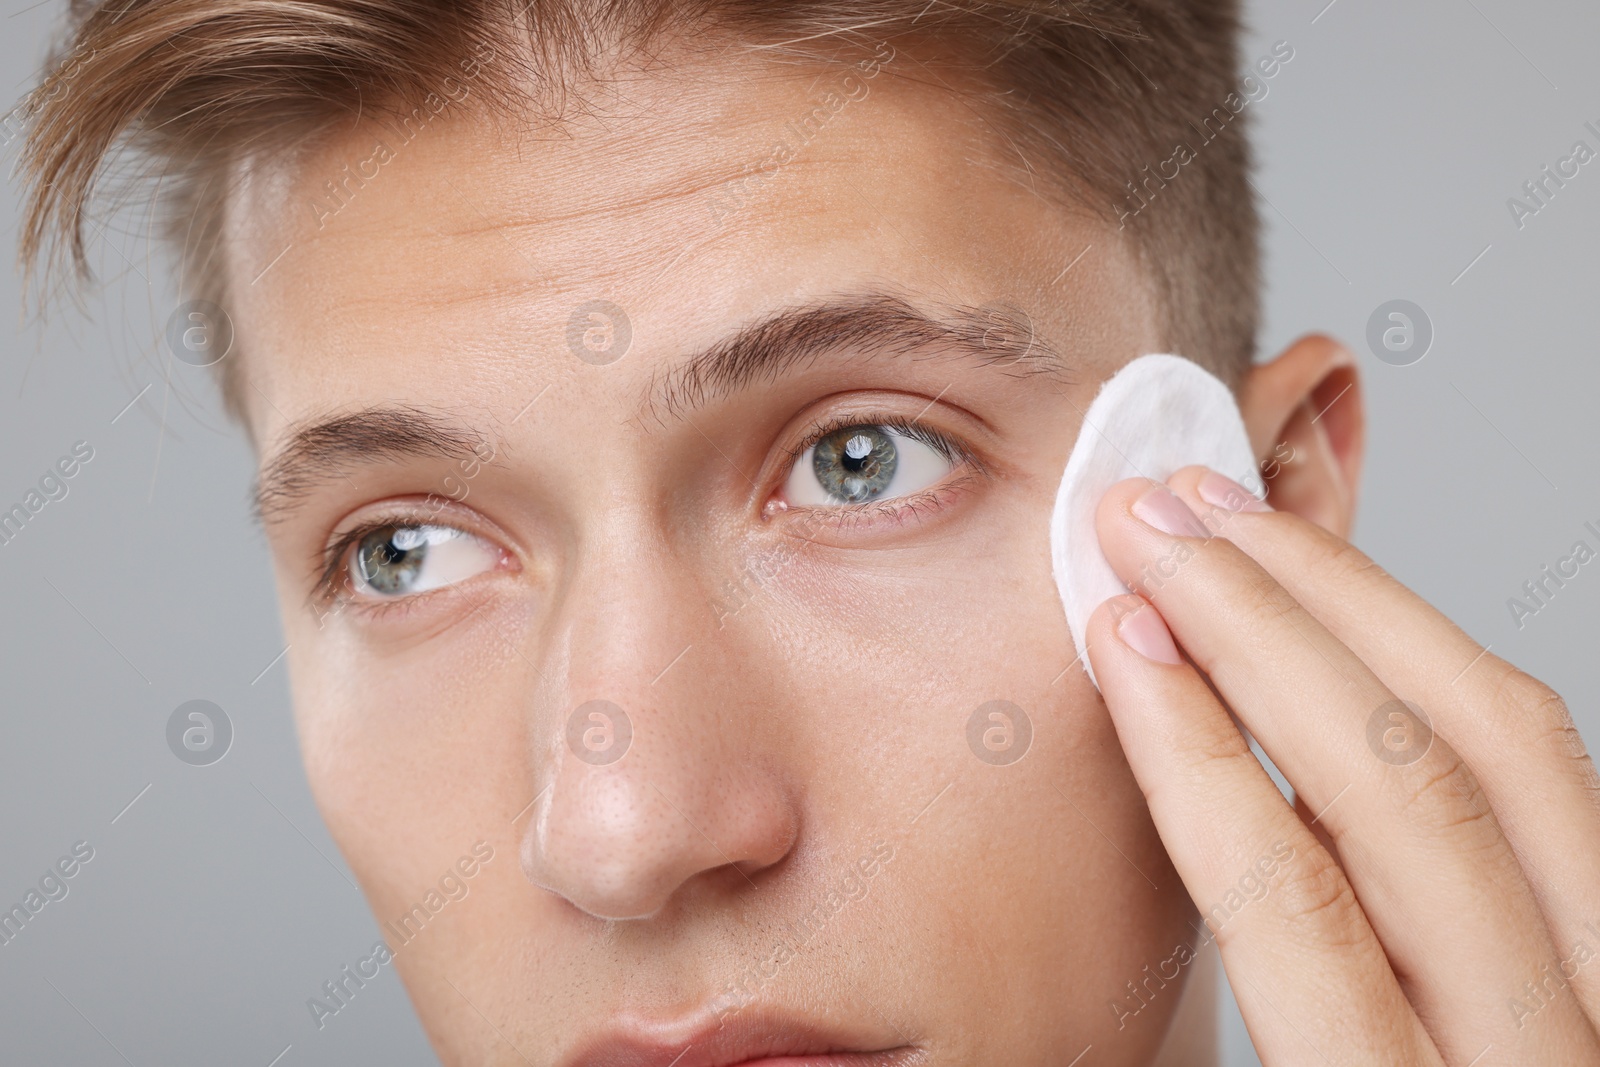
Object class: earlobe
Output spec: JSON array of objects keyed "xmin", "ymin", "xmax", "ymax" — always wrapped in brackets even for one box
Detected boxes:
[{"xmin": 1239, "ymin": 334, "xmax": 1366, "ymax": 538}]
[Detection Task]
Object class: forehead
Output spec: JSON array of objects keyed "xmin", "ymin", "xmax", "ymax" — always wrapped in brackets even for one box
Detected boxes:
[{"xmin": 224, "ymin": 39, "xmax": 1155, "ymax": 437}]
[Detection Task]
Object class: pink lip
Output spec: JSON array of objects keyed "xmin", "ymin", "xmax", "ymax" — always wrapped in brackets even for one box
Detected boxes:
[
  {"xmin": 563, "ymin": 1009, "xmax": 919, "ymax": 1067},
  {"xmin": 711, "ymin": 1057, "xmax": 911, "ymax": 1067}
]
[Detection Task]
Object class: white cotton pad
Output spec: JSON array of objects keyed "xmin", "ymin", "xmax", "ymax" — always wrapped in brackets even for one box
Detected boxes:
[{"xmin": 1051, "ymin": 354, "xmax": 1259, "ymax": 690}]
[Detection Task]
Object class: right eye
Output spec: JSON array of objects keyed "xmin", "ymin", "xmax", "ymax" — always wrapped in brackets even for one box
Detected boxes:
[{"xmin": 347, "ymin": 524, "xmax": 500, "ymax": 598}]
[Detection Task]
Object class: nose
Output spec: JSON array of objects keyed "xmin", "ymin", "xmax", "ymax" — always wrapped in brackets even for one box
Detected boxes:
[{"xmin": 520, "ymin": 533, "xmax": 798, "ymax": 920}]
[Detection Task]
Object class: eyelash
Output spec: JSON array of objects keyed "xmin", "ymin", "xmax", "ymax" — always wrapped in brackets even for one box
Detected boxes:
[
  {"xmin": 311, "ymin": 412, "xmax": 981, "ymax": 611},
  {"xmin": 782, "ymin": 412, "xmax": 966, "ymax": 466}
]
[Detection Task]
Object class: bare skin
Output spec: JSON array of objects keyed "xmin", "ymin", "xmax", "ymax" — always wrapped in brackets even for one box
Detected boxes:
[{"xmin": 219, "ymin": 30, "xmax": 1598, "ymax": 1067}]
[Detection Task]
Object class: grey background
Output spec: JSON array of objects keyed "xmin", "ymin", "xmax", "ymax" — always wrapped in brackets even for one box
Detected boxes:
[{"xmin": 1, "ymin": 0, "xmax": 1596, "ymax": 1063}]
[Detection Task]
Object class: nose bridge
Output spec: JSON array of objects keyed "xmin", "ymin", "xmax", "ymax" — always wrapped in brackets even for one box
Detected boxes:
[
  {"xmin": 564, "ymin": 506, "xmax": 702, "ymax": 701},
  {"xmin": 520, "ymin": 509, "xmax": 796, "ymax": 920}
]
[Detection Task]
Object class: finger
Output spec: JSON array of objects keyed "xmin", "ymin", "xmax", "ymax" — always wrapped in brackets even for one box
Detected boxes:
[
  {"xmin": 1087, "ymin": 594, "xmax": 1439, "ymax": 1067},
  {"xmin": 1167, "ymin": 464, "xmax": 1600, "ymax": 1015},
  {"xmin": 1094, "ymin": 477, "xmax": 1600, "ymax": 1062},
  {"xmin": 1293, "ymin": 793, "xmax": 1339, "ymax": 865}
]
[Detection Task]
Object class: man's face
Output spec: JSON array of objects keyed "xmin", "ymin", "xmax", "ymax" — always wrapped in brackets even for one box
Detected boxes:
[{"xmin": 229, "ymin": 37, "xmax": 1195, "ymax": 1066}]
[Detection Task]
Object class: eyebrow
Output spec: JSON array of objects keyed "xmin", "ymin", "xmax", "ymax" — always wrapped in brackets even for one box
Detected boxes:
[
  {"xmin": 254, "ymin": 291, "xmax": 1070, "ymax": 525},
  {"xmin": 255, "ymin": 405, "xmax": 489, "ymax": 527},
  {"xmin": 640, "ymin": 289, "xmax": 1072, "ymax": 423}
]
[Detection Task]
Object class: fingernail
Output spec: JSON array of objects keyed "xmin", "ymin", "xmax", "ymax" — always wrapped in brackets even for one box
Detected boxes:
[
  {"xmin": 1116, "ymin": 600, "xmax": 1183, "ymax": 665},
  {"xmin": 1197, "ymin": 470, "xmax": 1273, "ymax": 513},
  {"xmin": 1132, "ymin": 483, "xmax": 1211, "ymax": 538}
]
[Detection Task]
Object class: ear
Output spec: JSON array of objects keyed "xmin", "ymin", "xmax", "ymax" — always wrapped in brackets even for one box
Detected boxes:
[{"xmin": 1238, "ymin": 334, "xmax": 1365, "ymax": 538}]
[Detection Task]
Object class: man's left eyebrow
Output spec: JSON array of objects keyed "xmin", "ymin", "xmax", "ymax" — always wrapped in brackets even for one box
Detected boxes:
[
  {"xmin": 641, "ymin": 290, "xmax": 1073, "ymax": 423},
  {"xmin": 254, "ymin": 406, "xmax": 490, "ymax": 526}
]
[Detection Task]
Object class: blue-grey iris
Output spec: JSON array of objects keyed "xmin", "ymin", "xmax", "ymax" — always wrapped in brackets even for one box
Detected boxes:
[
  {"xmin": 813, "ymin": 425, "xmax": 899, "ymax": 503},
  {"xmin": 356, "ymin": 526, "xmax": 429, "ymax": 595}
]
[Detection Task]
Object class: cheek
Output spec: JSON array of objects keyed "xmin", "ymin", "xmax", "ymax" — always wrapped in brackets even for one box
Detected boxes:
[
  {"xmin": 748, "ymin": 519, "xmax": 1189, "ymax": 1045},
  {"xmin": 282, "ymin": 599, "xmax": 533, "ymax": 897}
]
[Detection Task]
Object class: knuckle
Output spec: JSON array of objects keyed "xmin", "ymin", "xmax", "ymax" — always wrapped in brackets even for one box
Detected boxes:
[
  {"xmin": 1524, "ymin": 689, "xmax": 1594, "ymax": 763},
  {"xmin": 1175, "ymin": 716, "xmax": 1254, "ymax": 771},
  {"xmin": 1230, "ymin": 562, "xmax": 1299, "ymax": 632},
  {"xmin": 1304, "ymin": 530, "xmax": 1391, "ymax": 591},
  {"xmin": 1392, "ymin": 745, "xmax": 1501, "ymax": 842},
  {"xmin": 1145, "ymin": 731, "xmax": 1255, "ymax": 813},
  {"xmin": 1482, "ymin": 663, "xmax": 1600, "ymax": 801},
  {"xmin": 1510, "ymin": 678, "xmax": 1600, "ymax": 806},
  {"xmin": 1492, "ymin": 664, "xmax": 1571, "ymax": 732},
  {"xmin": 1266, "ymin": 847, "xmax": 1369, "ymax": 950}
]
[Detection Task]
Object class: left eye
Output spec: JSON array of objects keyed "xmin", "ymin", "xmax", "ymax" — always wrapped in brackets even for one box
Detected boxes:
[
  {"xmin": 347, "ymin": 524, "xmax": 499, "ymax": 598},
  {"xmin": 783, "ymin": 424, "xmax": 956, "ymax": 506}
]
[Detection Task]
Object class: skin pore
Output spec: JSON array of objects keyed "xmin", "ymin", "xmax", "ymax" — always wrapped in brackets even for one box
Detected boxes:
[{"xmin": 223, "ymin": 33, "xmax": 1353, "ymax": 1066}]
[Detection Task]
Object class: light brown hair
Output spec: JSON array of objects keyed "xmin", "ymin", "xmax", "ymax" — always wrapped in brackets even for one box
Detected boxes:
[{"xmin": 14, "ymin": 0, "xmax": 1260, "ymax": 422}]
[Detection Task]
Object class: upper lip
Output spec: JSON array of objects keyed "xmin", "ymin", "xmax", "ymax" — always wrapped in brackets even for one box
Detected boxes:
[{"xmin": 562, "ymin": 1007, "xmax": 913, "ymax": 1067}]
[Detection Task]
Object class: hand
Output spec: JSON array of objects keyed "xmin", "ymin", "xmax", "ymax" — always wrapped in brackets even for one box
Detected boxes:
[{"xmin": 1086, "ymin": 465, "xmax": 1600, "ymax": 1065}]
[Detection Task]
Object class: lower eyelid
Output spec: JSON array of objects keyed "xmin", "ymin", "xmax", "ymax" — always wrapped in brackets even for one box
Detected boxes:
[
  {"xmin": 328, "ymin": 581, "xmax": 481, "ymax": 627},
  {"xmin": 777, "ymin": 469, "xmax": 979, "ymax": 532}
]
